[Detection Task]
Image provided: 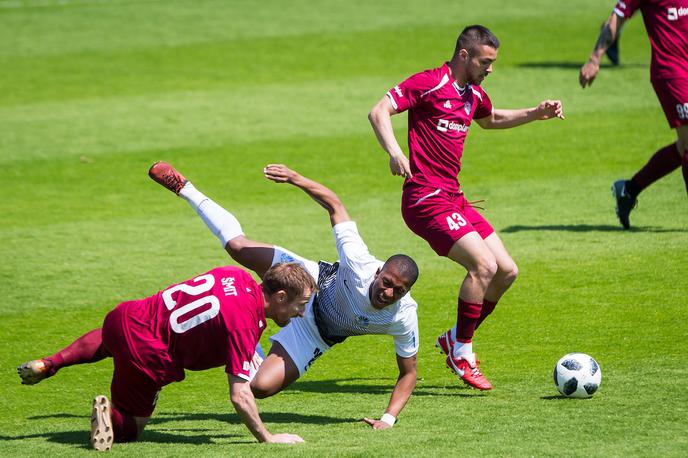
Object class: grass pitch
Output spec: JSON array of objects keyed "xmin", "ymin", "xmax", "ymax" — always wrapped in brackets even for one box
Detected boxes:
[{"xmin": 1, "ymin": 0, "xmax": 687, "ymax": 456}]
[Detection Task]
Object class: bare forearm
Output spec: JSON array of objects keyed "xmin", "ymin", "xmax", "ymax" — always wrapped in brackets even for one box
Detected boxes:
[
  {"xmin": 589, "ymin": 14, "xmax": 620, "ymax": 63},
  {"xmin": 288, "ymin": 173, "xmax": 348, "ymax": 224},
  {"xmin": 230, "ymin": 386, "xmax": 271, "ymax": 442},
  {"xmin": 485, "ymin": 108, "xmax": 538, "ymax": 129},
  {"xmin": 384, "ymin": 371, "xmax": 416, "ymax": 417},
  {"xmin": 369, "ymin": 108, "xmax": 405, "ymax": 159}
]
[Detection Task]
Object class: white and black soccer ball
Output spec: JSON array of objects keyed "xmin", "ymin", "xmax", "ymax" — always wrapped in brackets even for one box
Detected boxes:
[{"xmin": 553, "ymin": 353, "xmax": 601, "ymax": 398}]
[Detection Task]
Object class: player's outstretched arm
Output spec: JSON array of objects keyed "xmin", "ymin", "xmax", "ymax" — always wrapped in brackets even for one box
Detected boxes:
[
  {"xmin": 264, "ymin": 164, "xmax": 350, "ymax": 227},
  {"xmin": 228, "ymin": 375, "xmax": 304, "ymax": 444},
  {"xmin": 580, "ymin": 12, "xmax": 625, "ymax": 88},
  {"xmin": 363, "ymin": 354, "xmax": 417, "ymax": 430},
  {"xmin": 475, "ymin": 100, "xmax": 564, "ymax": 129},
  {"xmin": 368, "ymin": 96, "xmax": 413, "ymax": 178}
]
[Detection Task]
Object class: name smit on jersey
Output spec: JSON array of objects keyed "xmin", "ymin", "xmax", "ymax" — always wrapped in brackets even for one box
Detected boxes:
[
  {"xmin": 437, "ymin": 119, "xmax": 469, "ymax": 133},
  {"xmin": 668, "ymin": 6, "xmax": 688, "ymax": 20}
]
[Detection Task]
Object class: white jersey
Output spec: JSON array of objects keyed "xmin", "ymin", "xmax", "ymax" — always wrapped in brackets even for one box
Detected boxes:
[
  {"xmin": 313, "ymin": 221, "xmax": 419, "ymax": 357},
  {"xmin": 270, "ymin": 221, "xmax": 419, "ymax": 359}
]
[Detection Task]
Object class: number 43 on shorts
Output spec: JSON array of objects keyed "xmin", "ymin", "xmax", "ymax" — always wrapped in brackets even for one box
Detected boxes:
[{"xmin": 446, "ymin": 212, "xmax": 467, "ymax": 231}]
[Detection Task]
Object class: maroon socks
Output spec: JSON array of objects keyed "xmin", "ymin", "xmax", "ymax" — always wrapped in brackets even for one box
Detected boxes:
[
  {"xmin": 110, "ymin": 405, "xmax": 140, "ymax": 442},
  {"xmin": 629, "ymin": 143, "xmax": 682, "ymax": 197},
  {"xmin": 476, "ymin": 299, "xmax": 497, "ymax": 329},
  {"xmin": 455, "ymin": 298, "xmax": 482, "ymax": 342},
  {"xmin": 44, "ymin": 328, "xmax": 109, "ymax": 374}
]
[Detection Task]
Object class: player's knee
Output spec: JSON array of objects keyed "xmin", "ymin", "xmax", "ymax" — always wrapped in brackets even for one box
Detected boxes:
[
  {"xmin": 472, "ymin": 257, "xmax": 498, "ymax": 285},
  {"xmin": 250, "ymin": 378, "xmax": 277, "ymax": 399},
  {"xmin": 502, "ymin": 262, "xmax": 519, "ymax": 286}
]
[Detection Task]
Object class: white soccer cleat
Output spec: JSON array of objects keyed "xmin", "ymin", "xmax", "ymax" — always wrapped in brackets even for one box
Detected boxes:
[{"xmin": 91, "ymin": 395, "xmax": 114, "ymax": 451}]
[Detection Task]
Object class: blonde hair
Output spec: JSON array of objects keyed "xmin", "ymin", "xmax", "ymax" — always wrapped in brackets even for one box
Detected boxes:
[{"xmin": 262, "ymin": 262, "xmax": 317, "ymax": 299}]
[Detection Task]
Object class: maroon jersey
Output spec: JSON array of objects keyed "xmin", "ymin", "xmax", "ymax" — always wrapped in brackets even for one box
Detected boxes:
[
  {"xmin": 387, "ymin": 62, "xmax": 493, "ymax": 194},
  {"xmin": 613, "ymin": 0, "xmax": 688, "ymax": 80},
  {"xmin": 121, "ymin": 266, "xmax": 266, "ymax": 384}
]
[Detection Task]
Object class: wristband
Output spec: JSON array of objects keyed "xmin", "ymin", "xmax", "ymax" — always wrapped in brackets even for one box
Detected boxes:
[{"xmin": 380, "ymin": 413, "xmax": 396, "ymax": 427}]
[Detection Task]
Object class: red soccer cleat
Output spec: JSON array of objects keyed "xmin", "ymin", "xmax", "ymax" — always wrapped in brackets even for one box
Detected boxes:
[
  {"xmin": 148, "ymin": 161, "xmax": 188, "ymax": 195},
  {"xmin": 435, "ymin": 329, "xmax": 454, "ymax": 356},
  {"xmin": 446, "ymin": 353, "xmax": 493, "ymax": 390}
]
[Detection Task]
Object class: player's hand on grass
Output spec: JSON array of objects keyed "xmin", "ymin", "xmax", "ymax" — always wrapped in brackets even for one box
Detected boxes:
[
  {"xmin": 579, "ymin": 59, "xmax": 599, "ymax": 88},
  {"xmin": 389, "ymin": 153, "xmax": 412, "ymax": 179},
  {"xmin": 536, "ymin": 100, "xmax": 565, "ymax": 120},
  {"xmin": 363, "ymin": 417, "xmax": 392, "ymax": 430},
  {"xmin": 265, "ymin": 433, "xmax": 305, "ymax": 444},
  {"xmin": 264, "ymin": 164, "xmax": 298, "ymax": 184}
]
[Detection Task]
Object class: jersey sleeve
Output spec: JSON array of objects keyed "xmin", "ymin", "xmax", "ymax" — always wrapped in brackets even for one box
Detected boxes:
[
  {"xmin": 613, "ymin": 0, "xmax": 640, "ymax": 18},
  {"xmin": 391, "ymin": 303, "xmax": 419, "ymax": 358},
  {"xmin": 472, "ymin": 87, "xmax": 493, "ymax": 120},
  {"xmin": 332, "ymin": 221, "xmax": 376, "ymax": 271},
  {"xmin": 386, "ymin": 69, "xmax": 438, "ymax": 113},
  {"xmin": 224, "ymin": 329, "xmax": 258, "ymax": 380}
]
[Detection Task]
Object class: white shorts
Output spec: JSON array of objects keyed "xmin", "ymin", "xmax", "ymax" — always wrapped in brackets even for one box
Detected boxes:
[{"xmin": 268, "ymin": 246, "xmax": 331, "ymax": 375}]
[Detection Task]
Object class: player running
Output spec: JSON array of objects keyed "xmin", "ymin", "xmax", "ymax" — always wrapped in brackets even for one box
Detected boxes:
[
  {"xmin": 580, "ymin": 0, "xmax": 688, "ymax": 229},
  {"xmin": 17, "ymin": 263, "xmax": 316, "ymax": 450},
  {"xmin": 148, "ymin": 161, "xmax": 420, "ymax": 430},
  {"xmin": 368, "ymin": 25, "xmax": 564, "ymax": 390}
]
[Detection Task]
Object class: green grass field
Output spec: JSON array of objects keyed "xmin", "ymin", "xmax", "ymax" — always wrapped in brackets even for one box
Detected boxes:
[{"xmin": 1, "ymin": 0, "xmax": 687, "ymax": 456}]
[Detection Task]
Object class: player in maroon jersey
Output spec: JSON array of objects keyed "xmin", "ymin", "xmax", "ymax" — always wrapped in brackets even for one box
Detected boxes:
[
  {"xmin": 17, "ymin": 263, "xmax": 316, "ymax": 450},
  {"xmin": 369, "ymin": 25, "xmax": 564, "ymax": 390},
  {"xmin": 580, "ymin": 0, "xmax": 688, "ymax": 229}
]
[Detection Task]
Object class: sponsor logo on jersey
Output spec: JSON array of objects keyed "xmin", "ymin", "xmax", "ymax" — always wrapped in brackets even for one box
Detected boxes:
[
  {"xmin": 437, "ymin": 119, "xmax": 469, "ymax": 133},
  {"xmin": 243, "ymin": 361, "xmax": 250, "ymax": 371},
  {"xmin": 464, "ymin": 101, "xmax": 472, "ymax": 115},
  {"xmin": 443, "ymin": 100, "xmax": 452, "ymax": 109},
  {"xmin": 668, "ymin": 6, "xmax": 688, "ymax": 20},
  {"xmin": 394, "ymin": 85, "xmax": 403, "ymax": 97}
]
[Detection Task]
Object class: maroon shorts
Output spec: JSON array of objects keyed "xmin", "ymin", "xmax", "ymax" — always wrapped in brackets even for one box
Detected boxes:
[
  {"xmin": 652, "ymin": 78, "xmax": 688, "ymax": 128},
  {"xmin": 401, "ymin": 184, "xmax": 494, "ymax": 256},
  {"xmin": 102, "ymin": 301, "xmax": 162, "ymax": 418}
]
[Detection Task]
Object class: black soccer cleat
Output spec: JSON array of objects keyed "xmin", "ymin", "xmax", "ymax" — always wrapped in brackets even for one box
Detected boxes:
[{"xmin": 611, "ymin": 179, "xmax": 637, "ymax": 229}]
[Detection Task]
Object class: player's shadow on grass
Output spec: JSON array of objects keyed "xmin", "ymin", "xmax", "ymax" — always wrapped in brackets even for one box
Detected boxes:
[
  {"xmin": 516, "ymin": 61, "xmax": 646, "ymax": 69},
  {"xmin": 501, "ymin": 224, "xmax": 687, "ymax": 233},
  {"xmin": 540, "ymin": 395, "xmax": 592, "ymax": 401},
  {"xmin": 284, "ymin": 377, "xmax": 480, "ymax": 398},
  {"xmin": 0, "ymin": 429, "xmax": 247, "ymax": 447},
  {"xmin": 28, "ymin": 410, "xmax": 358, "ymax": 426}
]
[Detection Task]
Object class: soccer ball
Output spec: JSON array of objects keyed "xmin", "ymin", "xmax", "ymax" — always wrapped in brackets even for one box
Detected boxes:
[{"xmin": 553, "ymin": 353, "xmax": 601, "ymax": 398}]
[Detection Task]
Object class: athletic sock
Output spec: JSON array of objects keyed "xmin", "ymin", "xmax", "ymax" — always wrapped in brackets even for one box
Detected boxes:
[
  {"xmin": 110, "ymin": 405, "xmax": 139, "ymax": 442},
  {"xmin": 44, "ymin": 328, "xmax": 108, "ymax": 375},
  {"xmin": 455, "ymin": 297, "xmax": 482, "ymax": 343},
  {"xmin": 179, "ymin": 182, "xmax": 244, "ymax": 247},
  {"xmin": 682, "ymin": 149, "xmax": 688, "ymax": 195},
  {"xmin": 452, "ymin": 340, "xmax": 473, "ymax": 359},
  {"xmin": 630, "ymin": 143, "xmax": 682, "ymax": 196},
  {"xmin": 475, "ymin": 299, "xmax": 497, "ymax": 330}
]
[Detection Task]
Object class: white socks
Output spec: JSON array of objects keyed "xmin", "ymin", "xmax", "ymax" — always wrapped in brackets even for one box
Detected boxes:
[
  {"xmin": 179, "ymin": 182, "xmax": 244, "ymax": 247},
  {"xmin": 450, "ymin": 325, "xmax": 475, "ymax": 363}
]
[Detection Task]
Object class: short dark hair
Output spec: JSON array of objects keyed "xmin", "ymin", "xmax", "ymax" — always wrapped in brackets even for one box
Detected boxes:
[
  {"xmin": 454, "ymin": 25, "xmax": 500, "ymax": 56},
  {"xmin": 262, "ymin": 262, "xmax": 317, "ymax": 299},
  {"xmin": 383, "ymin": 254, "xmax": 419, "ymax": 287}
]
